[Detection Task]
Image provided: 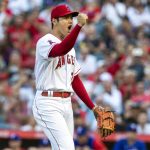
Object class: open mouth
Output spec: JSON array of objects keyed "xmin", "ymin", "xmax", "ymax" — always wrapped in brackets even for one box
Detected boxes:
[{"xmin": 68, "ymin": 25, "xmax": 72, "ymax": 30}]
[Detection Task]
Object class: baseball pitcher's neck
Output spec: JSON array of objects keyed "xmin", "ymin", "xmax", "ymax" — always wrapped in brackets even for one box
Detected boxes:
[{"xmin": 51, "ymin": 29, "xmax": 65, "ymax": 40}]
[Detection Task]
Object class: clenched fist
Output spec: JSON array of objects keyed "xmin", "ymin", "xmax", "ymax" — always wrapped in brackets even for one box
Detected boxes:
[
  {"xmin": 77, "ymin": 13, "xmax": 88, "ymax": 27},
  {"xmin": 0, "ymin": 0, "xmax": 8, "ymax": 12}
]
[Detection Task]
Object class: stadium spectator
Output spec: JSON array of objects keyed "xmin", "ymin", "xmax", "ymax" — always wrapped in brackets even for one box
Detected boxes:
[
  {"xmin": 38, "ymin": 138, "xmax": 51, "ymax": 150},
  {"xmin": 20, "ymin": 116, "xmax": 42, "ymax": 131},
  {"xmin": 113, "ymin": 123, "xmax": 147, "ymax": 150},
  {"xmin": 127, "ymin": 0, "xmax": 150, "ymax": 27},
  {"xmin": 129, "ymin": 48, "xmax": 145, "ymax": 81},
  {"xmin": 124, "ymin": 101, "xmax": 142, "ymax": 124},
  {"xmin": 74, "ymin": 125, "xmax": 107, "ymax": 150},
  {"xmin": 6, "ymin": 134, "xmax": 25, "ymax": 150},
  {"xmin": 119, "ymin": 69, "xmax": 137, "ymax": 100},
  {"xmin": 136, "ymin": 110, "xmax": 150, "ymax": 134},
  {"xmin": 101, "ymin": 0, "xmax": 126, "ymax": 27},
  {"xmin": 99, "ymin": 72, "xmax": 123, "ymax": 115},
  {"xmin": 131, "ymin": 81, "xmax": 150, "ymax": 103}
]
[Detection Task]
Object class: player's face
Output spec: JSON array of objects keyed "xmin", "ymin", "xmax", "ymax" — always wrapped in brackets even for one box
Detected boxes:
[{"xmin": 55, "ymin": 14, "xmax": 73, "ymax": 39}]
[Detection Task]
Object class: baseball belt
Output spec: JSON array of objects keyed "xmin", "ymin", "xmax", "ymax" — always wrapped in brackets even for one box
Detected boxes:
[{"xmin": 41, "ymin": 91, "xmax": 71, "ymax": 98}]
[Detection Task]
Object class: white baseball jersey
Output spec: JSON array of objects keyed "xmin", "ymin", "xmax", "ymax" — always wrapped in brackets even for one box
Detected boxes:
[{"xmin": 34, "ymin": 33, "xmax": 81, "ymax": 92}]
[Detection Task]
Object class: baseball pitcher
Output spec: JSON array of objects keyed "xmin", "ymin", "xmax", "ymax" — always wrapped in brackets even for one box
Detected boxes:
[{"xmin": 33, "ymin": 3, "xmax": 115, "ymax": 150}]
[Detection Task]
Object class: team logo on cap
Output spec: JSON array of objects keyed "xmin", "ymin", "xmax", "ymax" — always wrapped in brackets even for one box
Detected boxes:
[{"xmin": 66, "ymin": 5, "xmax": 71, "ymax": 11}]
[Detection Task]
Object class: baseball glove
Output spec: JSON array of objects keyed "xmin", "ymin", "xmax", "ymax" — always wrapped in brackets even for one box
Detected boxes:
[{"xmin": 93, "ymin": 106, "xmax": 115, "ymax": 138}]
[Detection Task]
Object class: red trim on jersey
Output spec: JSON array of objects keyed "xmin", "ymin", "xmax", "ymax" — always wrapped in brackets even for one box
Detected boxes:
[
  {"xmin": 48, "ymin": 24, "xmax": 81, "ymax": 57},
  {"xmin": 72, "ymin": 75, "xmax": 95, "ymax": 110},
  {"xmin": 74, "ymin": 68, "xmax": 81, "ymax": 77}
]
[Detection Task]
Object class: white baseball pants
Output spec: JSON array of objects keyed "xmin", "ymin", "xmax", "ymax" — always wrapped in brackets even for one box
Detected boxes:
[{"xmin": 32, "ymin": 91, "xmax": 75, "ymax": 150}]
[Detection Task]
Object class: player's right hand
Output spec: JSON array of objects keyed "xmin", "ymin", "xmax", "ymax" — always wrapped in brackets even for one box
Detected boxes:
[
  {"xmin": 0, "ymin": 0, "xmax": 8, "ymax": 12},
  {"xmin": 77, "ymin": 13, "xmax": 88, "ymax": 27}
]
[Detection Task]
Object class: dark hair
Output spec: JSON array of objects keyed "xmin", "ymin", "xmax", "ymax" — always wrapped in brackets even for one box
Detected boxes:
[
  {"xmin": 139, "ymin": 110, "xmax": 147, "ymax": 114},
  {"xmin": 51, "ymin": 22, "xmax": 54, "ymax": 29}
]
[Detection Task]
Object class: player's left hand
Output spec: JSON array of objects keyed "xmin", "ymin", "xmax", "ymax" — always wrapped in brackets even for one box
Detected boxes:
[{"xmin": 93, "ymin": 106, "xmax": 115, "ymax": 138}]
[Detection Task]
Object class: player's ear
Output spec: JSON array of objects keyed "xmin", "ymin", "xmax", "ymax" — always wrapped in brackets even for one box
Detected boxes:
[{"xmin": 52, "ymin": 18, "xmax": 58, "ymax": 26}]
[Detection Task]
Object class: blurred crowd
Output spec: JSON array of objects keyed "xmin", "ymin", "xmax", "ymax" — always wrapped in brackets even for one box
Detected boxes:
[{"xmin": 0, "ymin": 0, "xmax": 150, "ymax": 149}]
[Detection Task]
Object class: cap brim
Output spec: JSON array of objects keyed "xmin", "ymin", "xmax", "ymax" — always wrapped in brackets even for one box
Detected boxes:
[{"xmin": 72, "ymin": 12, "xmax": 79, "ymax": 17}]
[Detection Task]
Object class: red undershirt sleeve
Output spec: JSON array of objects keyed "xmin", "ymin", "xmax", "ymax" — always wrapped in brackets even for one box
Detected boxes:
[
  {"xmin": 72, "ymin": 75, "xmax": 95, "ymax": 110},
  {"xmin": 49, "ymin": 24, "xmax": 81, "ymax": 57}
]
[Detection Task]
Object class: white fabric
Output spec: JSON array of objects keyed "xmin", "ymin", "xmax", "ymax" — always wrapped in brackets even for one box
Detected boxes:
[
  {"xmin": 39, "ymin": 8, "xmax": 51, "ymax": 25},
  {"xmin": 99, "ymin": 72, "xmax": 113, "ymax": 82},
  {"xmin": 78, "ymin": 54, "xmax": 97, "ymax": 75},
  {"xmin": 20, "ymin": 124, "xmax": 42, "ymax": 132},
  {"xmin": 8, "ymin": 0, "xmax": 43, "ymax": 15},
  {"xmin": 8, "ymin": 0, "xmax": 30, "ymax": 15},
  {"xmin": 102, "ymin": 2, "xmax": 126, "ymax": 27},
  {"xmin": 19, "ymin": 86, "xmax": 35, "ymax": 113},
  {"xmin": 137, "ymin": 124, "xmax": 150, "ymax": 134},
  {"xmin": 102, "ymin": 86, "xmax": 123, "ymax": 115},
  {"xmin": 127, "ymin": 7, "xmax": 150, "ymax": 27},
  {"xmin": 0, "ymin": 12, "xmax": 6, "ymax": 40},
  {"xmin": 28, "ymin": 0, "xmax": 43, "ymax": 10},
  {"xmin": 33, "ymin": 91, "xmax": 75, "ymax": 150},
  {"xmin": 34, "ymin": 33, "xmax": 81, "ymax": 92}
]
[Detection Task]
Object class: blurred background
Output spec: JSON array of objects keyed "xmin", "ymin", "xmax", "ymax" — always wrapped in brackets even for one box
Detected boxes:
[{"xmin": 0, "ymin": 0, "xmax": 150, "ymax": 149}]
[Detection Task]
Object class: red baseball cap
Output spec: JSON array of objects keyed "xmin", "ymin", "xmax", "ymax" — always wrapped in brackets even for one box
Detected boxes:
[{"xmin": 51, "ymin": 4, "xmax": 79, "ymax": 20}]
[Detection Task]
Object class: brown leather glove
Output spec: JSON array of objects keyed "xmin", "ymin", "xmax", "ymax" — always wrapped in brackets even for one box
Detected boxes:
[{"xmin": 93, "ymin": 106, "xmax": 115, "ymax": 138}]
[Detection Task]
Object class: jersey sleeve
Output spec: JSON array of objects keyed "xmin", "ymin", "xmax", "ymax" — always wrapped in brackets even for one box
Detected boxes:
[
  {"xmin": 37, "ymin": 37, "xmax": 57, "ymax": 59},
  {"xmin": 73, "ymin": 58, "xmax": 81, "ymax": 76}
]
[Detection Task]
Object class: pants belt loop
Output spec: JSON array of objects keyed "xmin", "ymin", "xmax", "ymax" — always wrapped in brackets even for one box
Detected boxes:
[
  {"xmin": 50, "ymin": 91, "xmax": 53, "ymax": 96},
  {"xmin": 48, "ymin": 91, "xmax": 50, "ymax": 96}
]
